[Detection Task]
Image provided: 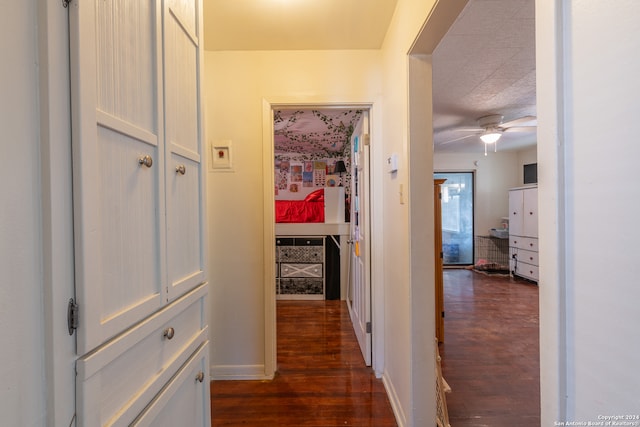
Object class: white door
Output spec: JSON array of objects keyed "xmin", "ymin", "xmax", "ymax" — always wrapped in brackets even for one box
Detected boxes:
[
  {"xmin": 347, "ymin": 112, "xmax": 372, "ymax": 366},
  {"xmin": 69, "ymin": 0, "xmax": 166, "ymax": 354}
]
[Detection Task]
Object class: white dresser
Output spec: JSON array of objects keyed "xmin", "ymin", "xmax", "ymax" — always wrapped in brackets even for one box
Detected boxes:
[{"xmin": 508, "ymin": 186, "xmax": 539, "ymax": 282}]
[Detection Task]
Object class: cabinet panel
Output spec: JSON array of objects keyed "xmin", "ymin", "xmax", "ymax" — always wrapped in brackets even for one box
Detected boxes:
[
  {"xmin": 167, "ymin": 153, "xmax": 204, "ymax": 300},
  {"xmin": 132, "ymin": 342, "xmax": 210, "ymax": 427},
  {"xmin": 76, "ymin": 284, "xmax": 207, "ymax": 427},
  {"xmin": 96, "ymin": 127, "xmax": 163, "ymax": 325},
  {"xmin": 522, "ymin": 188, "xmax": 538, "ymax": 237},
  {"xmin": 70, "ymin": 0, "xmax": 166, "ymax": 354},
  {"xmin": 164, "ymin": 0, "xmax": 200, "ymax": 158},
  {"xmin": 508, "ymin": 190, "xmax": 523, "ymax": 236}
]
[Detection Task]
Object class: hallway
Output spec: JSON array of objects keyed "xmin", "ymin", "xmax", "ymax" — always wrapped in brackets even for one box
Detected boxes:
[
  {"xmin": 210, "ymin": 300, "xmax": 396, "ymax": 426},
  {"xmin": 440, "ymin": 269, "xmax": 540, "ymax": 426}
]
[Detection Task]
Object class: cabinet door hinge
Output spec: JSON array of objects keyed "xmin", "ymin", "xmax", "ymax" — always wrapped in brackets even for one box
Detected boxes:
[
  {"xmin": 67, "ymin": 298, "xmax": 78, "ymax": 335},
  {"xmin": 441, "ymin": 311, "xmax": 445, "ymax": 318},
  {"xmin": 366, "ymin": 322, "xmax": 372, "ymax": 334}
]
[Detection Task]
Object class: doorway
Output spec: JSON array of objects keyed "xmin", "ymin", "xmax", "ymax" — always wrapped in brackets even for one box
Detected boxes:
[{"xmin": 264, "ymin": 103, "xmax": 374, "ymax": 375}]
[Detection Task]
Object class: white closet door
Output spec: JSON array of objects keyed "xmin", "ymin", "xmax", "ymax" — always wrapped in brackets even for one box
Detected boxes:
[
  {"xmin": 69, "ymin": 0, "xmax": 166, "ymax": 354},
  {"xmin": 164, "ymin": 0, "xmax": 206, "ymax": 301}
]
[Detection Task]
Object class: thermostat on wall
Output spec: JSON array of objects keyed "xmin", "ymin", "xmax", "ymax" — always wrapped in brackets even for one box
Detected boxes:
[{"xmin": 387, "ymin": 153, "xmax": 398, "ymax": 173}]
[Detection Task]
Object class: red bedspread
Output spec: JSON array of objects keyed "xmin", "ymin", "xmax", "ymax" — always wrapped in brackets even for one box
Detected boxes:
[{"xmin": 275, "ymin": 189, "xmax": 325, "ymax": 223}]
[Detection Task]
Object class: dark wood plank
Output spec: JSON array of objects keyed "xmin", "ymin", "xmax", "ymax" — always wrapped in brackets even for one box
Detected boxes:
[
  {"xmin": 211, "ymin": 300, "xmax": 397, "ymax": 426},
  {"xmin": 440, "ymin": 269, "xmax": 540, "ymax": 427}
]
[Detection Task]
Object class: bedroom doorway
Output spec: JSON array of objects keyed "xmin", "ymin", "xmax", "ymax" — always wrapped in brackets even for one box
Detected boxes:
[{"xmin": 267, "ymin": 104, "xmax": 374, "ymax": 373}]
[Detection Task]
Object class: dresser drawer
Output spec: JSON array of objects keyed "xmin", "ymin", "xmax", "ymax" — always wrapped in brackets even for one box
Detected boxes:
[
  {"xmin": 280, "ymin": 263, "xmax": 323, "ymax": 278},
  {"xmin": 510, "ymin": 248, "xmax": 538, "ymax": 266},
  {"xmin": 510, "ymin": 235, "xmax": 538, "ymax": 251},
  {"xmin": 279, "ymin": 246, "xmax": 323, "ymax": 263},
  {"xmin": 76, "ymin": 283, "xmax": 208, "ymax": 427},
  {"xmin": 131, "ymin": 342, "xmax": 210, "ymax": 427},
  {"xmin": 279, "ymin": 278, "xmax": 323, "ymax": 295},
  {"xmin": 514, "ymin": 263, "xmax": 539, "ymax": 282}
]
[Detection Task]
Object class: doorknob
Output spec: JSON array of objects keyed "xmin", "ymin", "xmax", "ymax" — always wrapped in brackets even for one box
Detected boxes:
[
  {"xmin": 163, "ymin": 327, "xmax": 175, "ymax": 340},
  {"xmin": 138, "ymin": 155, "xmax": 153, "ymax": 168},
  {"xmin": 176, "ymin": 164, "xmax": 186, "ymax": 175}
]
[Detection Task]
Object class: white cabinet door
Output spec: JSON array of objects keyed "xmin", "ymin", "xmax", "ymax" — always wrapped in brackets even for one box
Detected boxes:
[
  {"xmin": 522, "ymin": 187, "xmax": 538, "ymax": 237},
  {"xmin": 509, "ymin": 189, "xmax": 523, "ymax": 236},
  {"xmin": 69, "ymin": 0, "xmax": 166, "ymax": 354},
  {"xmin": 164, "ymin": 0, "xmax": 206, "ymax": 302}
]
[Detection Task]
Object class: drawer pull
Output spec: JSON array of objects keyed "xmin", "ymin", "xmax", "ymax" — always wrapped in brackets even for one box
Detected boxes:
[
  {"xmin": 176, "ymin": 164, "xmax": 186, "ymax": 175},
  {"xmin": 163, "ymin": 327, "xmax": 175, "ymax": 340},
  {"xmin": 196, "ymin": 371, "xmax": 205, "ymax": 383},
  {"xmin": 138, "ymin": 155, "xmax": 153, "ymax": 168}
]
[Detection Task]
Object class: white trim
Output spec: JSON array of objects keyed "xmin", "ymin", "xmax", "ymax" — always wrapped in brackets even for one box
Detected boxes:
[
  {"xmin": 382, "ymin": 372, "xmax": 407, "ymax": 427},
  {"xmin": 262, "ymin": 99, "xmax": 277, "ymax": 379},
  {"xmin": 261, "ymin": 97, "xmax": 379, "ymax": 378},
  {"xmin": 535, "ymin": 0, "xmax": 565, "ymax": 423},
  {"xmin": 210, "ymin": 365, "xmax": 273, "ymax": 381}
]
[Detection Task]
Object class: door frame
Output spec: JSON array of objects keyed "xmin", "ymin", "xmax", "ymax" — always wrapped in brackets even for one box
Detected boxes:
[{"xmin": 261, "ymin": 99, "xmax": 382, "ymax": 377}]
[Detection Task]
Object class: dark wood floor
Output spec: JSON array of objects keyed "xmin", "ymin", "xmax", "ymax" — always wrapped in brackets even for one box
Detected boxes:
[
  {"xmin": 440, "ymin": 269, "xmax": 540, "ymax": 427},
  {"xmin": 211, "ymin": 270, "xmax": 540, "ymax": 426},
  {"xmin": 210, "ymin": 300, "xmax": 397, "ymax": 426}
]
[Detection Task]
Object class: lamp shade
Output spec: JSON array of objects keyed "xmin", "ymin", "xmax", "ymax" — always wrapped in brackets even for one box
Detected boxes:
[
  {"xmin": 334, "ymin": 160, "xmax": 347, "ymax": 173},
  {"xmin": 480, "ymin": 130, "xmax": 501, "ymax": 144}
]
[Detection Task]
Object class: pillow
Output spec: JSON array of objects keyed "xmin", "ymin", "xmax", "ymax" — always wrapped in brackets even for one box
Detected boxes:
[{"xmin": 304, "ymin": 189, "xmax": 324, "ymax": 202}]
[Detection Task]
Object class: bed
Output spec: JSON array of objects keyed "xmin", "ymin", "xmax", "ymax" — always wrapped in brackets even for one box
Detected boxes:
[{"xmin": 275, "ymin": 189, "xmax": 325, "ymax": 223}]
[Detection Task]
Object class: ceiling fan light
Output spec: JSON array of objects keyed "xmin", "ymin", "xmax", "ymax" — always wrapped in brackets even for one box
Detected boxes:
[{"xmin": 480, "ymin": 131, "xmax": 501, "ymax": 144}]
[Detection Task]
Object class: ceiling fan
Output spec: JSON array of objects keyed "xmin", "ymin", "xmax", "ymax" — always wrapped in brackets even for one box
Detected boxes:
[{"xmin": 441, "ymin": 114, "xmax": 537, "ymax": 155}]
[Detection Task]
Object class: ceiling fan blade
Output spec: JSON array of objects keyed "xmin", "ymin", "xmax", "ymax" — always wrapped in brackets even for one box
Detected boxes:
[
  {"xmin": 503, "ymin": 126, "xmax": 537, "ymax": 133},
  {"xmin": 439, "ymin": 133, "xmax": 478, "ymax": 145},
  {"xmin": 501, "ymin": 115, "xmax": 537, "ymax": 128},
  {"xmin": 455, "ymin": 127, "xmax": 484, "ymax": 132}
]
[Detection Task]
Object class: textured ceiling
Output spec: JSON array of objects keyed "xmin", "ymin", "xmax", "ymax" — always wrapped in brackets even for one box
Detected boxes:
[
  {"xmin": 432, "ymin": 0, "xmax": 536, "ymax": 153},
  {"xmin": 203, "ymin": 0, "xmax": 536, "ymax": 154}
]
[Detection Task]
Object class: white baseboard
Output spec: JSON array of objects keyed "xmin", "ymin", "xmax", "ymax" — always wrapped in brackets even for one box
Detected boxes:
[
  {"xmin": 210, "ymin": 364, "xmax": 274, "ymax": 381},
  {"xmin": 382, "ymin": 372, "xmax": 406, "ymax": 427}
]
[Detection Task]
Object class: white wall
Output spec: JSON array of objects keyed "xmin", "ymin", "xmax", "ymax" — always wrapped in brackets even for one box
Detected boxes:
[
  {"xmin": 434, "ymin": 151, "xmax": 520, "ymax": 236},
  {"xmin": 0, "ymin": 1, "xmax": 47, "ymax": 425},
  {"xmin": 537, "ymin": 0, "xmax": 640, "ymax": 422},
  {"xmin": 204, "ymin": 50, "xmax": 383, "ymax": 376}
]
